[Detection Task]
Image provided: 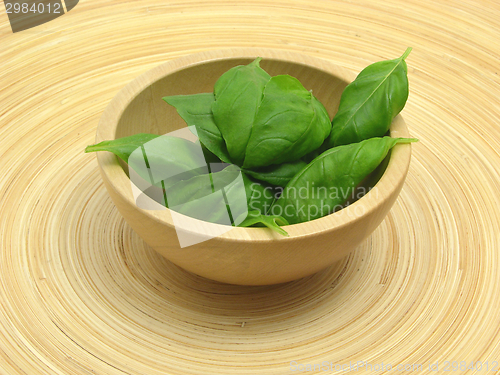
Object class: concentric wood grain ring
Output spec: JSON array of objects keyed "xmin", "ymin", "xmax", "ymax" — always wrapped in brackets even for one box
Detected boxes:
[{"xmin": 1, "ymin": 0, "xmax": 499, "ymax": 373}]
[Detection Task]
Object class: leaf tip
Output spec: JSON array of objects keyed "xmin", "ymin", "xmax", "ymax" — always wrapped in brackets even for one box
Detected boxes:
[
  {"xmin": 251, "ymin": 57, "xmax": 263, "ymax": 66},
  {"xmin": 277, "ymin": 228, "xmax": 290, "ymax": 237},
  {"xmin": 85, "ymin": 145, "xmax": 96, "ymax": 153}
]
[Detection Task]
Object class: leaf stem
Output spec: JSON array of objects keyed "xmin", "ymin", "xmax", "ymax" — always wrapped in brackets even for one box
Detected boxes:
[
  {"xmin": 397, "ymin": 137, "xmax": 419, "ymax": 144},
  {"xmin": 400, "ymin": 47, "xmax": 412, "ymax": 60}
]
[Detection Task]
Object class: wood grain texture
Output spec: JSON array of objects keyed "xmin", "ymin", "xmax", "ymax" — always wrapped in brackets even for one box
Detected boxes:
[{"xmin": 1, "ymin": 0, "xmax": 499, "ymax": 373}]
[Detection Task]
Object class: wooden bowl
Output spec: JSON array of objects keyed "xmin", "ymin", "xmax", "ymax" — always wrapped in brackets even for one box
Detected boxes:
[{"xmin": 94, "ymin": 49, "xmax": 413, "ymax": 285}]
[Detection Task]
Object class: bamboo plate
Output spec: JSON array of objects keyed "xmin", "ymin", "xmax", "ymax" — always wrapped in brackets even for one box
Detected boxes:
[{"xmin": 1, "ymin": 0, "xmax": 499, "ymax": 374}]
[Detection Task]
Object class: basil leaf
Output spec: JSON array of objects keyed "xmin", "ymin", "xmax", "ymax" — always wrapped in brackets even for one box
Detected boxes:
[
  {"xmin": 243, "ymin": 174, "xmax": 278, "ymax": 215},
  {"xmin": 238, "ymin": 210, "xmax": 289, "ymax": 237},
  {"xmin": 199, "ymin": 143, "xmax": 218, "ymax": 163},
  {"xmin": 127, "ymin": 135, "xmax": 209, "ymax": 186},
  {"xmin": 243, "ymin": 159, "xmax": 308, "ymax": 187},
  {"xmin": 327, "ymin": 48, "xmax": 412, "ymax": 147},
  {"xmin": 86, "ymin": 134, "xmax": 210, "ymax": 193},
  {"xmin": 242, "ymin": 75, "xmax": 331, "ymax": 169},
  {"xmin": 86, "ymin": 134, "xmax": 285, "ymax": 233},
  {"xmin": 170, "ymin": 172, "xmax": 247, "ymax": 226},
  {"xmin": 164, "ymin": 164, "xmax": 240, "ymax": 207},
  {"xmin": 211, "ymin": 58, "xmax": 271, "ymax": 165},
  {"xmin": 85, "ymin": 133, "xmax": 159, "ymax": 163},
  {"xmin": 168, "ymin": 167, "xmax": 276, "ymax": 227},
  {"xmin": 270, "ymin": 137, "xmax": 418, "ymax": 224},
  {"xmin": 163, "ymin": 93, "xmax": 232, "ymax": 163}
]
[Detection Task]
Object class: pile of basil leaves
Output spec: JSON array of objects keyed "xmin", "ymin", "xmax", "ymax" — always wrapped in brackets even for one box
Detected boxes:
[{"xmin": 86, "ymin": 48, "xmax": 417, "ymax": 236}]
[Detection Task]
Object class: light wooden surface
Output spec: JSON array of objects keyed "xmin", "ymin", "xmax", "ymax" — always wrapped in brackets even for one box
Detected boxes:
[{"xmin": 1, "ymin": 0, "xmax": 499, "ymax": 373}]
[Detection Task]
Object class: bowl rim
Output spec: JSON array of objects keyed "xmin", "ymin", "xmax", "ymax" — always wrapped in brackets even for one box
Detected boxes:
[{"xmin": 95, "ymin": 48, "xmax": 412, "ymax": 243}]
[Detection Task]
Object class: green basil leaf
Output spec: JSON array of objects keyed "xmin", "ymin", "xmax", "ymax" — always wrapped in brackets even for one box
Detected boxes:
[
  {"xmin": 243, "ymin": 159, "xmax": 308, "ymax": 186},
  {"xmin": 164, "ymin": 165, "xmax": 275, "ymax": 221},
  {"xmin": 164, "ymin": 164, "xmax": 239, "ymax": 207},
  {"xmin": 163, "ymin": 93, "xmax": 232, "ymax": 163},
  {"xmin": 86, "ymin": 134, "xmax": 211, "ymax": 195},
  {"xmin": 200, "ymin": 142, "xmax": 224, "ymax": 166},
  {"xmin": 270, "ymin": 136, "xmax": 418, "ymax": 224},
  {"xmin": 85, "ymin": 133, "xmax": 160, "ymax": 163},
  {"xmin": 238, "ymin": 210, "xmax": 289, "ymax": 237},
  {"xmin": 127, "ymin": 135, "xmax": 209, "ymax": 186},
  {"xmin": 244, "ymin": 174, "xmax": 278, "ymax": 215},
  {"xmin": 170, "ymin": 174, "xmax": 247, "ymax": 226},
  {"xmin": 327, "ymin": 48, "xmax": 412, "ymax": 147},
  {"xmin": 211, "ymin": 58, "xmax": 271, "ymax": 165},
  {"xmin": 242, "ymin": 75, "xmax": 331, "ymax": 169}
]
